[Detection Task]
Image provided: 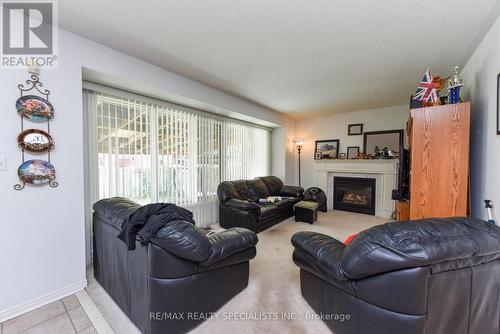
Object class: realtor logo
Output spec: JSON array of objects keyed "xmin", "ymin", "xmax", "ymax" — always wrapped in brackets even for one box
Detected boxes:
[{"xmin": 1, "ymin": 0, "xmax": 58, "ymax": 69}]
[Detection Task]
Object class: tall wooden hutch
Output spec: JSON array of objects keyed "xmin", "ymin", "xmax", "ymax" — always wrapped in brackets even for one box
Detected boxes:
[{"xmin": 402, "ymin": 102, "xmax": 470, "ymax": 220}]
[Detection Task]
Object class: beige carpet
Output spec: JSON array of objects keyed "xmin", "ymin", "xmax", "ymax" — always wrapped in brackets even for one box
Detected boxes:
[{"xmin": 86, "ymin": 210, "xmax": 387, "ymax": 334}]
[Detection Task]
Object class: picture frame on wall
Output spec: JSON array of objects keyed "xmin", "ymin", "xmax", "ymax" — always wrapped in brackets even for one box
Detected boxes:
[
  {"xmin": 363, "ymin": 129, "xmax": 404, "ymax": 155},
  {"xmin": 497, "ymin": 73, "xmax": 500, "ymax": 135},
  {"xmin": 348, "ymin": 123, "xmax": 363, "ymax": 135},
  {"xmin": 314, "ymin": 139, "xmax": 340, "ymax": 159},
  {"xmin": 347, "ymin": 146, "xmax": 360, "ymax": 159}
]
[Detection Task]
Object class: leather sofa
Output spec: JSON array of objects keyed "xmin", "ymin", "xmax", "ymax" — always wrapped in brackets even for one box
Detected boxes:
[
  {"xmin": 217, "ymin": 176, "xmax": 304, "ymax": 233},
  {"xmin": 292, "ymin": 217, "xmax": 500, "ymax": 334},
  {"xmin": 93, "ymin": 197, "xmax": 258, "ymax": 334}
]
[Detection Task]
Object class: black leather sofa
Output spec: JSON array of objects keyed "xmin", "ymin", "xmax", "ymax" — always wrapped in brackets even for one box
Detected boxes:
[
  {"xmin": 292, "ymin": 217, "xmax": 500, "ymax": 334},
  {"xmin": 217, "ymin": 176, "xmax": 304, "ymax": 233},
  {"xmin": 93, "ymin": 197, "xmax": 258, "ymax": 334}
]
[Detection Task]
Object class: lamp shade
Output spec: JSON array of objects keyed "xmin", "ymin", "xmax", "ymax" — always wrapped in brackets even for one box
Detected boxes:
[{"xmin": 294, "ymin": 139, "xmax": 304, "ymax": 147}]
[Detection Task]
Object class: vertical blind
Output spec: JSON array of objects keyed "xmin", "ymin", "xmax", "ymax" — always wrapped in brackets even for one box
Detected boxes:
[{"xmin": 85, "ymin": 89, "xmax": 271, "ymax": 226}]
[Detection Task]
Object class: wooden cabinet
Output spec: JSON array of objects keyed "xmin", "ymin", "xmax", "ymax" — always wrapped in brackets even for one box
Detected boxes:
[
  {"xmin": 396, "ymin": 200, "xmax": 411, "ymax": 221},
  {"xmin": 408, "ymin": 103, "xmax": 470, "ymax": 219}
]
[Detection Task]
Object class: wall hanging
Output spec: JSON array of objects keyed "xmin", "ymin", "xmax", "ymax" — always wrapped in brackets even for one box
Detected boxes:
[
  {"xmin": 17, "ymin": 129, "xmax": 54, "ymax": 152},
  {"xmin": 314, "ymin": 139, "xmax": 340, "ymax": 160},
  {"xmin": 14, "ymin": 74, "xmax": 58, "ymax": 190},
  {"xmin": 348, "ymin": 123, "xmax": 363, "ymax": 135}
]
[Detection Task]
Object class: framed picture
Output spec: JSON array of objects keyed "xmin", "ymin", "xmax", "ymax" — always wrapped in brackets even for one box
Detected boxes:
[
  {"xmin": 347, "ymin": 146, "xmax": 360, "ymax": 159},
  {"xmin": 363, "ymin": 130, "xmax": 404, "ymax": 155},
  {"xmin": 348, "ymin": 123, "xmax": 363, "ymax": 135},
  {"xmin": 314, "ymin": 139, "xmax": 339, "ymax": 159},
  {"xmin": 340, "ymin": 153, "xmax": 346, "ymax": 159},
  {"xmin": 497, "ymin": 74, "xmax": 500, "ymax": 134}
]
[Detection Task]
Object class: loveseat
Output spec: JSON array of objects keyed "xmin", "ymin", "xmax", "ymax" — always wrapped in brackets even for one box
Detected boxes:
[
  {"xmin": 217, "ymin": 176, "xmax": 304, "ymax": 233},
  {"xmin": 93, "ymin": 197, "xmax": 258, "ymax": 334},
  {"xmin": 292, "ymin": 217, "xmax": 500, "ymax": 334}
]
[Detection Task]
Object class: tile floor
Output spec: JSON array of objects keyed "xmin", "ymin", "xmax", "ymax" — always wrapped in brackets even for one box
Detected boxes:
[{"xmin": 1, "ymin": 295, "xmax": 97, "ymax": 334}]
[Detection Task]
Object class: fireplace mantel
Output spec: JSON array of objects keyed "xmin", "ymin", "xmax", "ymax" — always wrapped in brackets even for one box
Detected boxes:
[{"xmin": 314, "ymin": 159, "xmax": 398, "ymax": 218}]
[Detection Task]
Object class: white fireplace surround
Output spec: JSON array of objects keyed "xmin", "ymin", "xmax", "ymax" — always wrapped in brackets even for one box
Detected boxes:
[{"xmin": 314, "ymin": 160, "xmax": 398, "ymax": 218}]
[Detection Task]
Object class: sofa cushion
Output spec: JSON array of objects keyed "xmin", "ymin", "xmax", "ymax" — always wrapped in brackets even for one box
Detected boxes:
[
  {"xmin": 224, "ymin": 199, "xmax": 260, "ymax": 213},
  {"xmin": 274, "ymin": 199, "xmax": 292, "ymax": 209},
  {"xmin": 260, "ymin": 176, "xmax": 283, "ymax": 195},
  {"xmin": 93, "ymin": 197, "xmax": 141, "ymax": 229},
  {"xmin": 292, "ymin": 231, "xmax": 346, "ymax": 281},
  {"xmin": 232, "ymin": 180, "xmax": 253, "ymax": 200},
  {"xmin": 217, "ymin": 181, "xmax": 240, "ymax": 202},
  {"xmin": 201, "ymin": 227, "xmax": 259, "ymax": 266},
  {"xmin": 258, "ymin": 204, "xmax": 278, "ymax": 220},
  {"xmin": 340, "ymin": 217, "xmax": 500, "ymax": 280},
  {"xmin": 274, "ymin": 197, "xmax": 300, "ymax": 209},
  {"xmin": 197, "ymin": 247, "xmax": 257, "ymax": 274},
  {"xmin": 279, "ymin": 185, "xmax": 304, "ymax": 198},
  {"xmin": 246, "ymin": 178, "xmax": 270, "ymax": 200},
  {"xmin": 151, "ymin": 221, "xmax": 212, "ymax": 262}
]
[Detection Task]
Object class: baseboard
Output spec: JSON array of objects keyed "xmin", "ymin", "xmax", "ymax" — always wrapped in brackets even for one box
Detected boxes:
[
  {"xmin": 0, "ymin": 279, "xmax": 87, "ymax": 323},
  {"xmin": 75, "ymin": 290, "xmax": 114, "ymax": 333}
]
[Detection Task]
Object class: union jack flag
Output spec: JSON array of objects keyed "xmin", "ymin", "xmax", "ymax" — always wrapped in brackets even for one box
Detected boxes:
[{"xmin": 413, "ymin": 69, "xmax": 439, "ymax": 103}]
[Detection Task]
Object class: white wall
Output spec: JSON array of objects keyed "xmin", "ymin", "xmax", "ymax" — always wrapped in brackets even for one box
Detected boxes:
[
  {"xmin": 0, "ymin": 28, "xmax": 294, "ymax": 321},
  {"xmin": 461, "ymin": 15, "xmax": 500, "ymax": 221},
  {"xmin": 270, "ymin": 121, "xmax": 296, "ymax": 183},
  {"xmin": 294, "ymin": 105, "xmax": 408, "ymax": 189}
]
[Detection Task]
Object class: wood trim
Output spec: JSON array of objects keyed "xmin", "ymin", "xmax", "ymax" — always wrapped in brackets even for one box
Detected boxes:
[{"xmin": 396, "ymin": 200, "xmax": 411, "ymax": 221}]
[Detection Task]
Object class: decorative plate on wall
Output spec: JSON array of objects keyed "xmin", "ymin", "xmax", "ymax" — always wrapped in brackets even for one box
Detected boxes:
[
  {"xmin": 17, "ymin": 159, "xmax": 56, "ymax": 185},
  {"xmin": 16, "ymin": 95, "xmax": 54, "ymax": 122},
  {"xmin": 17, "ymin": 129, "xmax": 54, "ymax": 152}
]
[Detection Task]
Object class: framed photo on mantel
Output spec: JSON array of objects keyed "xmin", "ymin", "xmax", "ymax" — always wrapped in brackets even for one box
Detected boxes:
[
  {"xmin": 314, "ymin": 139, "xmax": 339, "ymax": 160},
  {"xmin": 347, "ymin": 146, "xmax": 360, "ymax": 159}
]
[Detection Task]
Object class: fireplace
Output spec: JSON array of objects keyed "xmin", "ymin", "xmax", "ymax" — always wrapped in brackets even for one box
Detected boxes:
[{"xmin": 333, "ymin": 177, "xmax": 376, "ymax": 215}]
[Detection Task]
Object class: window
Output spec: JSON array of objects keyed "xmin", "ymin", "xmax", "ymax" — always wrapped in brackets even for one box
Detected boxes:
[
  {"xmin": 85, "ymin": 89, "xmax": 271, "ymax": 226},
  {"xmin": 96, "ymin": 95, "xmax": 152, "ymax": 204}
]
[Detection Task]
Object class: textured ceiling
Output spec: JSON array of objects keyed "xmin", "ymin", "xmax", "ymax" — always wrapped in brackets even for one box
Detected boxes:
[{"xmin": 59, "ymin": 0, "xmax": 499, "ymax": 117}]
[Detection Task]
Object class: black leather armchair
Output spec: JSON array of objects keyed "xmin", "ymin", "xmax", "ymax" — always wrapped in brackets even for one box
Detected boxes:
[
  {"xmin": 217, "ymin": 176, "xmax": 304, "ymax": 233},
  {"xmin": 292, "ymin": 217, "xmax": 500, "ymax": 334},
  {"xmin": 93, "ymin": 197, "xmax": 258, "ymax": 334}
]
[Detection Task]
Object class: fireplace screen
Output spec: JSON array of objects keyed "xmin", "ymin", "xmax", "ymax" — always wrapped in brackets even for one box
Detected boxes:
[{"xmin": 334, "ymin": 177, "xmax": 376, "ymax": 215}]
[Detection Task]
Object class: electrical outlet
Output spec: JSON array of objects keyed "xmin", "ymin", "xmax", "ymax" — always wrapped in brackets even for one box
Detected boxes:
[{"xmin": 0, "ymin": 156, "xmax": 6, "ymax": 171}]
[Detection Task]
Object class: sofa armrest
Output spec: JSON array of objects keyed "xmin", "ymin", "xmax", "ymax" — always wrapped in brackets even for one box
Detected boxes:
[
  {"xmin": 201, "ymin": 228, "xmax": 258, "ymax": 266},
  {"xmin": 279, "ymin": 185, "xmax": 304, "ymax": 198},
  {"xmin": 291, "ymin": 231, "xmax": 346, "ymax": 280},
  {"xmin": 151, "ymin": 221, "xmax": 212, "ymax": 262},
  {"xmin": 224, "ymin": 198, "xmax": 260, "ymax": 213}
]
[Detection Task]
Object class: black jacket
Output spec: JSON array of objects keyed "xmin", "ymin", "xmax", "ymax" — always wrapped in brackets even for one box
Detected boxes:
[{"xmin": 117, "ymin": 203, "xmax": 195, "ymax": 250}]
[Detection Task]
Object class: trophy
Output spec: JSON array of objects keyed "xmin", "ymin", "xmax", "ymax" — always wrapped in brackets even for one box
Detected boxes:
[{"xmin": 448, "ymin": 66, "xmax": 464, "ymax": 104}]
